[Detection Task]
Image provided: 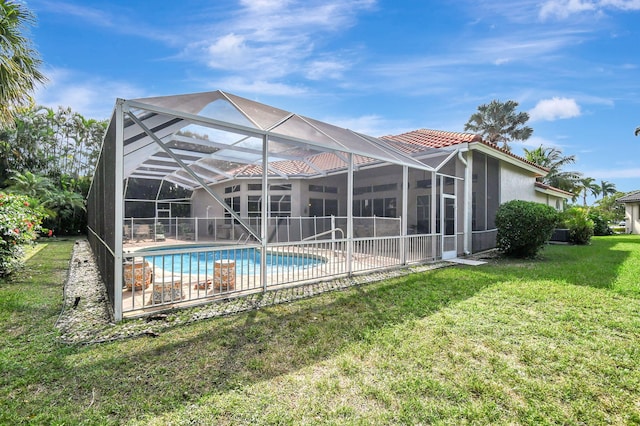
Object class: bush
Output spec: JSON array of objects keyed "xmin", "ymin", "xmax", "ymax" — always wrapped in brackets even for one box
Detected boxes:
[
  {"xmin": 0, "ymin": 193, "xmax": 45, "ymax": 276},
  {"xmin": 495, "ymin": 200, "xmax": 560, "ymax": 258},
  {"xmin": 562, "ymin": 207, "xmax": 594, "ymax": 244},
  {"xmin": 589, "ymin": 211, "xmax": 613, "ymax": 236}
]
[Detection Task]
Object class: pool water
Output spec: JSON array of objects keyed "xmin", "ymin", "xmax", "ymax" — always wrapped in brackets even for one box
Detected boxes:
[{"xmin": 145, "ymin": 247, "xmax": 325, "ymax": 275}]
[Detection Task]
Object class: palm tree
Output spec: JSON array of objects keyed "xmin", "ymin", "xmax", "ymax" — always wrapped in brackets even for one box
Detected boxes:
[
  {"xmin": 523, "ymin": 145, "xmax": 582, "ymax": 192},
  {"xmin": 577, "ymin": 177, "xmax": 601, "ymax": 207},
  {"xmin": 0, "ymin": 1, "xmax": 47, "ymax": 126},
  {"xmin": 464, "ymin": 100, "xmax": 533, "ymax": 151},
  {"xmin": 6, "ymin": 170, "xmax": 53, "ymax": 198},
  {"xmin": 599, "ymin": 180, "xmax": 616, "ymax": 200}
]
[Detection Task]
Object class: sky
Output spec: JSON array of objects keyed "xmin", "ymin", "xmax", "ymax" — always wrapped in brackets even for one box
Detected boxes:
[{"xmin": 26, "ymin": 0, "xmax": 640, "ymax": 203}]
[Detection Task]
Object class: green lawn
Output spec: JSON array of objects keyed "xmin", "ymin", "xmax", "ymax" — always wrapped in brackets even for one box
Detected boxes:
[{"xmin": 1, "ymin": 236, "xmax": 639, "ymax": 425}]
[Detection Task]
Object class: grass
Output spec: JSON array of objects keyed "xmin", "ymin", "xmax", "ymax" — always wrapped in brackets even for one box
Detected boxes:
[{"xmin": 1, "ymin": 236, "xmax": 640, "ymax": 425}]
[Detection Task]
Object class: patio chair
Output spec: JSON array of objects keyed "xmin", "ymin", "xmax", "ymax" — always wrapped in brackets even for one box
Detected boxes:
[
  {"xmin": 123, "ymin": 225, "xmax": 131, "ymax": 242},
  {"xmin": 134, "ymin": 224, "xmax": 151, "ymax": 242}
]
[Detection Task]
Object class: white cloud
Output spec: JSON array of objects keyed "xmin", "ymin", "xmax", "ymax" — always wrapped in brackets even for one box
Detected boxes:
[
  {"xmin": 539, "ymin": 0, "xmax": 596, "ymax": 20},
  {"xmin": 203, "ymin": 76, "xmax": 308, "ymax": 96},
  {"xmin": 494, "ymin": 58, "xmax": 511, "ymax": 65},
  {"xmin": 35, "ymin": 68, "xmax": 145, "ymax": 119},
  {"xmin": 529, "ymin": 97, "xmax": 581, "ymax": 121},
  {"xmin": 539, "ymin": 0, "xmax": 640, "ymax": 20},
  {"xmin": 582, "ymin": 167, "xmax": 640, "ymax": 178},
  {"xmin": 33, "ymin": 1, "xmax": 176, "ymax": 43},
  {"xmin": 517, "ymin": 135, "xmax": 563, "ymax": 149},
  {"xmin": 184, "ymin": 0, "xmax": 375, "ymax": 83},
  {"xmin": 326, "ymin": 114, "xmax": 407, "ymax": 136},
  {"xmin": 306, "ymin": 60, "xmax": 348, "ymax": 80}
]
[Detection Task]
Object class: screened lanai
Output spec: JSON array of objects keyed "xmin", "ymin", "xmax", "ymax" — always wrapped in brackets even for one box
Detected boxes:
[{"xmin": 87, "ymin": 91, "xmax": 462, "ymax": 321}]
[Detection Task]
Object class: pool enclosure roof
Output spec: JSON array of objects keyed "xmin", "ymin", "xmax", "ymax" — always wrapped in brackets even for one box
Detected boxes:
[{"xmin": 115, "ymin": 90, "xmax": 454, "ymax": 190}]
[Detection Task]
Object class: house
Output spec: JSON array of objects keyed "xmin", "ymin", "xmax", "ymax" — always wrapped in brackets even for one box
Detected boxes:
[
  {"xmin": 616, "ymin": 191, "xmax": 640, "ymax": 234},
  {"xmin": 87, "ymin": 90, "xmax": 571, "ymax": 320}
]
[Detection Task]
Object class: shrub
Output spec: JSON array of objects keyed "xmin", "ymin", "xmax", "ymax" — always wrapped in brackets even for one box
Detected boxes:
[
  {"xmin": 562, "ymin": 207, "xmax": 594, "ymax": 244},
  {"xmin": 0, "ymin": 193, "xmax": 45, "ymax": 276},
  {"xmin": 589, "ymin": 211, "xmax": 613, "ymax": 236},
  {"xmin": 495, "ymin": 200, "xmax": 560, "ymax": 258}
]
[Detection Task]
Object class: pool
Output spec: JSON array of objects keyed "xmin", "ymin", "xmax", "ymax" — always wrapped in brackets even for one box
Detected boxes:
[{"xmin": 144, "ymin": 247, "xmax": 326, "ymax": 276}]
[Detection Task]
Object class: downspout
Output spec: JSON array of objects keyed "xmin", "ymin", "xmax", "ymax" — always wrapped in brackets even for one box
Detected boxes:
[{"xmin": 458, "ymin": 149, "xmax": 472, "ymax": 255}]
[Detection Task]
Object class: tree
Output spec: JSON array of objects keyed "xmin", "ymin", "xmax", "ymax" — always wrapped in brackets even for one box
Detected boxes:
[
  {"xmin": 0, "ymin": 1, "xmax": 46, "ymax": 126},
  {"xmin": 523, "ymin": 145, "xmax": 582, "ymax": 193},
  {"xmin": 0, "ymin": 106, "xmax": 107, "ymax": 186},
  {"xmin": 576, "ymin": 177, "xmax": 601, "ymax": 207},
  {"xmin": 593, "ymin": 191, "xmax": 625, "ymax": 223},
  {"xmin": 464, "ymin": 99, "xmax": 533, "ymax": 151},
  {"xmin": 6, "ymin": 170, "xmax": 53, "ymax": 198},
  {"xmin": 599, "ymin": 180, "xmax": 616, "ymax": 200}
]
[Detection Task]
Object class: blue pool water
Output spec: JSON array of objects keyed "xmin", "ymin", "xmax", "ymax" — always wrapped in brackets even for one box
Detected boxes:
[{"xmin": 144, "ymin": 247, "xmax": 325, "ymax": 275}]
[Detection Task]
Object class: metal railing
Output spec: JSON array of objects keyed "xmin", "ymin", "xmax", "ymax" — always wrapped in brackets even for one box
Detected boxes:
[
  {"xmin": 121, "ymin": 232, "xmax": 441, "ymax": 316},
  {"xmin": 123, "ymin": 215, "xmax": 402, "ymax": 245}
]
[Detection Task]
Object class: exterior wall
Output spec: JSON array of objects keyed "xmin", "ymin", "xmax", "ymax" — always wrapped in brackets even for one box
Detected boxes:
[
  {"xmin": 187, "ymin": 152, "xmax": 548, "ymax": 256},
  {"xmin": 500, "ymin": 163, "xmax": 567, "ymax": 211},
  {"xmin": 535, "ymin": 191, "xmax": 567, "ymax": 211},
  {"xmin": 500, "ymin": 162, "xmax": 538, "ymax": 203},
  {"xmin": 625, "ymin": 203, "xmax": 640, "ymax": 234},
  {"xmin": 300, "ymin": 174, "xmax": 347, "ymax": 216},
  {"xmin": 191, "ymin": 179, "xmax": 301, "ymax": 219}
]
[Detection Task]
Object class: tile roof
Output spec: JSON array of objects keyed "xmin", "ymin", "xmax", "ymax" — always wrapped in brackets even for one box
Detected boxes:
[
  {"xmin": 382, "ymin": 129, "xmax": 548, "ymax": 172},
  {"xmin": 617, "ymin": 190, "xmax": 640, "ymax": 203},
  {"xmin": 233, "ymin": 152, "xmax": 377, "ymax": 178},
  {"xmin": 382, "ymin": 129, "xmax": 481, "ymax": 149},
  {"xmin": 227, "ymin": 128, "xmax": 550, "ymax": 179},
  {"xmin": 534, "ymin": 181, "xmax": 574, "ymax": 197}
]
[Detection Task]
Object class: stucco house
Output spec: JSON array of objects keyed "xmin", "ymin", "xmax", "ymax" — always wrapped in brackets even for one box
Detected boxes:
[
  {"xmin": 87, "ymin": 90, "xmax": 572, "ymax": 320},
  {"xmin": 192, "ymin": 127, "xmax": 571, "ymax": 254},
  {"xmin": 617, "ymin": 191, "xmax": 640, "ymax": 234}
]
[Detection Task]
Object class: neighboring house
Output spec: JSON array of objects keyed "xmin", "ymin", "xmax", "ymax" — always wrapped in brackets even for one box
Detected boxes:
[{"xmin": 617, "ymin": 191, "xmax": 640, "ymax": 234}]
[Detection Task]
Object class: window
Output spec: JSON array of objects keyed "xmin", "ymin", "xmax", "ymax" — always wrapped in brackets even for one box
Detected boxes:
[
  {"xmin": 353, "ymin": 198, "xmax": 396, "ymax": 218},
  {"xmin": 416, "ymin": 196, "xmax": 430, "ymax": 233},
  {"xmin": 309, "ymin": 184, "xmax": 338, "ymax": 194},
  {"xmin": 224, "ymin": 184, "xmax": 240, "ymax": 193},
  {"xmin": 248, "ymin": 195, "xmax": 261, "ymax": 218},
  {"xmin": 416, "ymin": 179, "xmax": 432, "ymax": 189},
  {"xmin": 354, "ymin": 186, "xmax": 371, "ymax": 195},
  {"xmin": 270, "ymin": 184, "xmax": 291, "ymax": 191},
  {"xmin": 373, "ymin": 183, "xmax": 397, "ymax": 192},
  {"xmin": 223, "ymin": 196, "xmax": 240, "ymax": 224},
  {"xmin": 443, "ymin": 177, "xmax": 455, "ymax": 195},
  {"xmin": 309, "ymin": 198, "xmax": 338, "ymax": 216},
  {"xmin": 270, "ymin": 195, "xmax": 291, "ymax": 217},
  {"xmin": 247, "ymin": 183, "xmax": 291, "ymax": 191},
  {"xmin": 248, "ymin": 194, "xmax": 292, "ymax": 217},
  {"xmin": 355, "ymin": 183, "xmax": 397, "ymax": 195}
]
